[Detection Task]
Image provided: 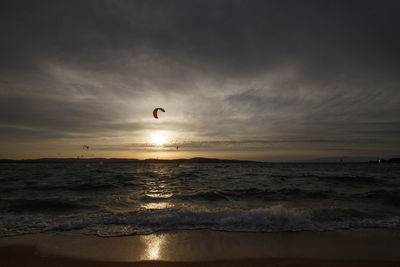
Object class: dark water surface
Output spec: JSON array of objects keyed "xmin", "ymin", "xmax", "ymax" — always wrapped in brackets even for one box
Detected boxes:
[{"xmin": 1, "ymin": 162, "xmax": 399, "ymax": 237}]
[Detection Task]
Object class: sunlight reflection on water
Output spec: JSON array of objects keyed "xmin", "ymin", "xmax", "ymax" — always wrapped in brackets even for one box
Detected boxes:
[
  {"xmin": 145, "ymin": 193, "xmax": 174, "ymax": 198},
  {"xmin": 141, "ymin": 202, "xmax": 174, "ymax": 210}
]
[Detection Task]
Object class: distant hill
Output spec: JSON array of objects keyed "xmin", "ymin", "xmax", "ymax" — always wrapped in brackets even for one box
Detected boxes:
[
  {"xmin": 307, "ymin": 156, "xmax": 377, "ymax": 163},
  {"xmin": 308, "ymin": 157, "xmax": 400, "ymax": 163},
  {"xmin": 0, "ymin": 157, "xmax": 259, "ymax": 164},
  {"xmin": 370, "ymin": 158, "xmax": 400, "ymax": 164}
]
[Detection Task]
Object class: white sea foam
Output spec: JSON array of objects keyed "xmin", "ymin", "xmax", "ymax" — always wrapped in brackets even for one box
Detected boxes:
[{"xmin": 2, "ymin": 205, "xmax": 399, "ymax": 237}]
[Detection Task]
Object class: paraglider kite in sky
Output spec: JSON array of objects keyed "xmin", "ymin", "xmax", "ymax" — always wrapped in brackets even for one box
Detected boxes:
[{"xmin": 153, "ymin": 108, "xmax": 165, "ymax": 119}]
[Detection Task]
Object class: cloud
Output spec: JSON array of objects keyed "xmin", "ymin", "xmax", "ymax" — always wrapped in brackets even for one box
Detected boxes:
[{"xmin": 0, "ymin": 0, "xmax": 399, "ymax": 159}]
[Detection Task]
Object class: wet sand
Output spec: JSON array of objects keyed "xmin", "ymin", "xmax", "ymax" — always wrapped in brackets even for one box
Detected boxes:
[{"xmin": 1, "ymin": 230, "xmax": 400, "ymax": 266}]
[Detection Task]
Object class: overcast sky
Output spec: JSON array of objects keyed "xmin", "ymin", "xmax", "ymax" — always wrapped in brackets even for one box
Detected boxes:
[{"xmin": 1, "ymin": 0, "xmax": 399, "ymax": 160}]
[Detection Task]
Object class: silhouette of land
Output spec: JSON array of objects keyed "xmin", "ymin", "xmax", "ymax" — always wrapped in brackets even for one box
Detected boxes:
[
  {"xmin": 1, "ymin": 157, "xmax": 399, "ymax": 164},
  {"xmin": 372, "ymin": 158, "xmax": 400, "ymax": 163},
  {"xmin": 0, "ymin": 157, "xmax": 259, "ymax": 164}
]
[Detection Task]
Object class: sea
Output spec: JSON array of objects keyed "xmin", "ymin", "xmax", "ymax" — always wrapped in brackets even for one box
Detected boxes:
[{"xmin": 1, "ymin": 162, "xmax": 400, "ymax": 237}]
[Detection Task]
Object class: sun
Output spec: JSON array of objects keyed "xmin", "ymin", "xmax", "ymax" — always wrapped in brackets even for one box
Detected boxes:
[{"xmin": 151, "ymin": 133, "xmax": 167, "ymax": 146}]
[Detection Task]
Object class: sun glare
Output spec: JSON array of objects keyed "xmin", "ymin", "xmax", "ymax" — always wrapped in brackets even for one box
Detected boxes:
[{"xmin": 152, "ymin": 133, "xmax": 167, "ymax": 146}]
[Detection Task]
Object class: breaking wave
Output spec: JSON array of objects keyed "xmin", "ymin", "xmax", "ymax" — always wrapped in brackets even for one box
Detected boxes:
[{"xmin": 1, "ymin": 205, "xmax": 399, "ymax": 237}]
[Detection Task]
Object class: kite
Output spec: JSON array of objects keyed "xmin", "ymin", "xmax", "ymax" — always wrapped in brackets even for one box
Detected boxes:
[{"xmin": 153, "ymin": 108, "xmax": 165, "ymax": 119}]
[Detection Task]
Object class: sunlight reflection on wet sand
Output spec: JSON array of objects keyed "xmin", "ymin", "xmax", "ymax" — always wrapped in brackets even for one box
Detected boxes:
[
  {"xmin": 2, "ymin": 230, "xmax": 399, "ymax": 262},
  {"xmin": 140, "ymin": 234, "xmax": 166, "ymax": 260}
]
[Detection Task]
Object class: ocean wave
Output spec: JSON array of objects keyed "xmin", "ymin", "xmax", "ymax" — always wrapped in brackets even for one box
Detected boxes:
[
  {"xmin": 33, "ymin": 183, "xmax": 117, "ymax": 192},
  {"xmin": 0, "ymin": 198, "xmax": 96, "ymax": 213},
  {"xmin": 1, "ymin": 205, "xmax": 399, "ymax": 237},
  {"xmin": 356, "ymin": 190, "xmax": 400, "ymax": 205},
  {"xmin": 46, "ymin": 205, "xmax": 315, "ymax": 235},
  {"xmin": 178, "ymin": 188, "xmax": 338, "ymax": 201},
  {"xmin": 1, "ymin": 163, "xmax": 400, "ymax": 237},
  {"xmin": 65, "ymin": 206, "xmax": 400, "ymax": 237},
  {"xmin": 320, "ymin": 175, "xmax": 389, "ymax": 186}
]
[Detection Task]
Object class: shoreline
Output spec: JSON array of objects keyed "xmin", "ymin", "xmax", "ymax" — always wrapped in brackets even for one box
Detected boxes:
[
  {"xmin": 1, "ymin": 229, "xmax": 400, "ymax": 266},
  {"xmin": 1, "ymin": 247, "xmax": 399, "ymax": 267}
]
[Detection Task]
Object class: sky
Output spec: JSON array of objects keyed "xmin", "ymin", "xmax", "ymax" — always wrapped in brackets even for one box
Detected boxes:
[{"xmin": 0, "ymin": 0, "xmax": 399, "ymax": 161}]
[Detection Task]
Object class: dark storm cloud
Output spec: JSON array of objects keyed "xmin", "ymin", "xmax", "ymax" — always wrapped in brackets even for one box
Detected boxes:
[
  {"xmin": 2, "ymin": 0, "xmax": 399, "ymax": 74},
  {"xmin": 1, "ymin": 0, "xmax": 399, "ymax": 158}
]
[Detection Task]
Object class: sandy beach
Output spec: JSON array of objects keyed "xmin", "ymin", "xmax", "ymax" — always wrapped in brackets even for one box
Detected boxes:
[{"xmin": 1, "ymin": 229, "xmax": 400, "ymax": 266}]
